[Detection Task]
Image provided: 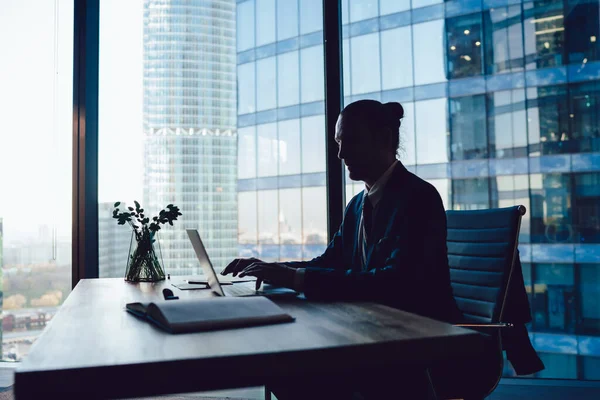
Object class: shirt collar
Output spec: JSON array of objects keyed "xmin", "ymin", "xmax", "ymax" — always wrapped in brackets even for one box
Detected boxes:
[{"xmin": 364, "ymin": 160, "xmax": 398, "ymax": 208}]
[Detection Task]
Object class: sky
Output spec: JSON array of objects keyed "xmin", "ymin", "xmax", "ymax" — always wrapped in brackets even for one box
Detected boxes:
[{"xmin": 0, "ymin": 0, "xmax": 143, "ymax": 244}]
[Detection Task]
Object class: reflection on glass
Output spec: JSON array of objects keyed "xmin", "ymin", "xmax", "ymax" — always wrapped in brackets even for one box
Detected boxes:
[
  {"xmin": 278, "ymin": 51, "xmax": 300, "ymax": 108},
  {"xmin": 413, "ymin": 19, "xmax": 447, "ymax": 85},
  {"xmin": 238, "ymin": 62, "xmax": 256, "ymax": 114},
  {"xmin": 523, "ymin": 0, "xmax": 564, "ymax": 69},
  {"xmin": 381, "ymin": 26, "xmax": 413, "ymax": 90},
  {"xmin": 351, "ymin": 33, "xmax": 381, "ymax": 94},
  {"xmin": 257, "ymin": 57, "xmax": 277, "ymax": 111},
  {"xmin": 484, "ymin": 5, "xmax": 524, "ymax": 74},
  {"xmin": 488, "ymin": 89, "xmax": 528, "ymax": 158},
  {"xmin": 450, "ymin": 95, "xmax": 487, "ymax": 160},
  {"xmin": 301, "ymin": 45, "xmax": 325, "ymax": 103},
  {"xmin": 237, "ymin": 0, "xmax": 255, "ymax": 52},
  {"xmin": 446, "ymin": 13, "xmax": 483, "ymax": 79},
  {"xmin": 570, "ymin": 82, "xmax": 600, "ymax": 153},
  {"xmin": 415, "ymin": 98, "xmax": 448, "ymax": 164},
  {"xmin": 238, "ymin": 127, "xmax": 257, "ymax": 179},
  {"xmin": 527, "ymin": 85, "xmax": 569, "ymax": 155},
  {"xmin": 279, "ymin": 189, "xmax": 303, "ymax": 260},
  {"xmin": 257, "ymin": 123, "xmax": 278, "ymax": 177},
  {"xmin": 301, "ymin": 115, "xmax": 326, "ymax": 173},
  {"xmin": 256, "ymin": 0, "xmax": 276, "ymax": 47},
  {"xmin": 452, "ymin": 178, "xmax": 490, "ymax": 210},
  {"xmin": 530, "ymin": 173, "xmax": 572, "ymax": 244},
  {"xmin": 277, "ymin": 0, "xmax": 298, "ymax": 40},
  {"xmin": 258, "ymin": 190, "xmax": 279, "ymax": 261},
  {"xmin": 349, "ymin": 0, "xmax": 378, "ymax": 23},
  {"xmin": 278, "ymin": 119, "xmax": 301, "ymax": 175}
]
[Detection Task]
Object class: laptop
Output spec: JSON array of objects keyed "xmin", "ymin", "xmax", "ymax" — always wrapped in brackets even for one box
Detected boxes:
[{"xmin": 186, "ymin": 229, "xmax": 298, "ymax": 298}]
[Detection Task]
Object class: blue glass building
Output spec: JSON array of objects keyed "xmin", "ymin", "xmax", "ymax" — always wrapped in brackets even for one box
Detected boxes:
[{"xmin": 236, "ymin": 0, "xmax": 600, "ymax": 379}]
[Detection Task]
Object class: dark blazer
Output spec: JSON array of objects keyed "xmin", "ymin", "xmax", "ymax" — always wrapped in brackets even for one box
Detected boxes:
[{"xmin": 289, "ymin": 163, "xmax": 462, "ymax": 323}]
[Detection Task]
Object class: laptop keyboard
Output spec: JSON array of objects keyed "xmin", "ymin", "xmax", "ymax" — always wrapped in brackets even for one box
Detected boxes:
[{"xmin": 224, "ymin": 282, "xmax": 258, "ymax": 297}]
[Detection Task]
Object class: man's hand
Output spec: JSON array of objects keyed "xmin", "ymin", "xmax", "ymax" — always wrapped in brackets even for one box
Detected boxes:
[
  {"xmin": 239, "ymin": 262, "xmax": 297, "ymax": 290},
  {"xmin": 221, "ymin": 257, "xmax": 263, "ymax": 277}
]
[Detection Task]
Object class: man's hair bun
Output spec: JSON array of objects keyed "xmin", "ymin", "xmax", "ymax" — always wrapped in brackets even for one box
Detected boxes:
[{"xmin": 383, "ymin": 102, "xmax": 404, "ymax": 121}]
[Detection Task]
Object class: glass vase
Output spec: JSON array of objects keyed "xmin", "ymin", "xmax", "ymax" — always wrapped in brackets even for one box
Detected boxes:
[{"xmin": 125, "ymin": 230, "xmax": 166, "ymax": 282}]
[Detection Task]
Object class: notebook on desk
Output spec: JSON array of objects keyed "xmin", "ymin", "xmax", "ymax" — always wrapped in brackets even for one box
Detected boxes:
[{"xmin": 126, "ymin": 296, "xmax": 294, "ymax": 334}]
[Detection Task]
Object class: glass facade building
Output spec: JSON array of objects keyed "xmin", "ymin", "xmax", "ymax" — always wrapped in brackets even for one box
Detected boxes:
[
  {"xmin": 236, "ymin": 0, "xmax": 600, "ymax": 379},
  {"xmin": 142, "ymin": 0, "xmax": 238, "ymax": 273}
]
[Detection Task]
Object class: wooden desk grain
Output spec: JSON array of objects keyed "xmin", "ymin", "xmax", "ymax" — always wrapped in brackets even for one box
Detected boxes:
[{"xmin": 14, "ymin": 278, "xmax": 483, "ymax": 399}]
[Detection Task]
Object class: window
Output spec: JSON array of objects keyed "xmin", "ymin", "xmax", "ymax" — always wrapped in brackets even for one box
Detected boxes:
[
  {"xmin": 580, "ymin": 264, "xmax": 600, "ymax": 335},
  {"xmin": 490, "ymin": 175, "xmax": 531, "ymax": 243},
  {"xmin": 452, "ymin": 178, "xmax": 490, "ymax": 210},
  {"xmin": 301, "ymin": 115, "xmax": 326, "ymax": 173},
  {"xmin": 533, "ymin": 263, "xmax": 576, "ymax": 333},
  {"xmin": 450, "ymin": 95, "xmax": 487, "ymax": 160},
  {"xmin": 379, "ymin": 0, "xmax": 410, "ymax": 15},
  {"xmin": 530, "ymin": 174, "xmax": 572, "ymax": 244},
  {"xmin": 238, "ymin": 127, "xmax": 257, "ymax": 179},
  {"xmin": 415, "ymin": 98, "xmax": 449, "ymax": 164},
  {"xmin": 573, "ymin": 173, "xmax": 600, "ymax": 243},
  {"xmin": 447, "ymin": 13, "xmax": 483, "ymax": 79},
  {"xmin": 256, "ymin": 0, "xmax": 276, "ymax": 47},
  {"xmin": 527, "ymin": 85, "xmax": 570, "ymax": 155},
  {"xmin": 278, "ymin": 119, "xmax": 301, "ymax": 176},
  {"xmin": 257, "ymin": 57, "xmax": 277, "ymax": 111},
  {"xmin": 301, "ymin": 45, "xmax": 325, "ymax": 103},
  {"xmin": 484, "ymin": 5, "xmax": 524, "ymax": 74},
  {"xmin": 277, "ymin": 0, "xmax": 298, "ymax": 40},
  {"xmin": 350, "ymin": 33, "xmax": 381, "ymax": 95},
  {"xmin": 523, "ymin": 0, "xmax": 565, "ymax": 69},
  {"xmin": 279, "ymin": 189, "xmax": 303, "ymax": 256},
  {"xmin": 238, "ymin": 62, "xmax": 256, "ymax": 114},
  {"xmin": 400, "ymin": 102, "xmax": 416, "ymax": 166},
  {"xmin": 569, "ymin": 82, "xmax": 600, "ymax": 154},
  {"xmin": 278, "ymin": 52, "xmax": 300, "ymax": 107},
  {"xmin": 412, "ymin": 0, "xmax": 442, "ymax": 9},
  {"xmin": 413, "ymin": 20, "xmax": 447, "ymax": 85},
  {"xmin": 488, "ymin": 89, "xmax": 528, "ymax": 158},
  {"xmin": 566, "ymin": 1, "xmax": 600, "ymax": 64},
  {"xmin": 349, "ymin": 0, "xmax": 378, "ymax": 23},
  {"xmin": 257, "ymin": 123, "xmax": 278, "ymax": 177},
  {"xmin": 0, "ymin": 0, "xmax": 74, "ymax": 361},
  {"xmin": 381, "ymin": 26, "xmax": 413, "ymax": 90},
  {"xmin": 237, "ymin": 0, "xmax": 255, "ymax": 52},
  {"xmin": 300, "ymin": 0, "xmax": 323, "ymax": 35}
]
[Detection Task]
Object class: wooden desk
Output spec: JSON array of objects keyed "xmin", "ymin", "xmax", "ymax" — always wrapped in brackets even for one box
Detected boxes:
[{"xmin": 14, "ymin": 278, "xmax": 483, "ymax": 399}]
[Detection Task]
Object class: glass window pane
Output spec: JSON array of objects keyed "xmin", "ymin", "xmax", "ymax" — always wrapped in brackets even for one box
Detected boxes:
[
  {"xmin": 527, "ymin": 85, "xmax": 570, "ymax": 156},
  {"xmin": 256, "ymin": 0, "xmax": 276, "ymax": 47},
  {"xmin": 523, "ymin": 0, "xmax": 565, "ymax": 69},
  {"xmin": 302, "ymin": 187, "xmax": 327, "ymax": 259},
  {"xmin": 484, "ymin": 6, "xmax": 524, "ymax": 75},
  {"xmin": 413, "ymin": 20, "xmax": 447, "ymax": 85},
  {"xmin": 573, "ymin": 173, "xmax": 600, "ymax": 244},
  {"xmin": 415, "ymin": 98, "xmax": 449, "ymax": 164},
  {"xmin": 238, "ymin": 62, "xmax": 256, "ymax": 114},
  {"xmin": 450, "ymin": 95, "xmax": 487, "ymax": 160},
  {"xmin": 380, "ymin": 0, "xmax": 410, "ymax": 15},
  {"xmin": 277, "ymin": 0, "xmax": 299, "ymax": 40},
  {"xmin": 581, "ymin": 264, "xmax": 600, "ymax": 335},
  {"xmin": 488, "ymin": 89, "xmax": 528, "ymax": 158},
  {"xmin": 427, "ymin": 179, "xmax": 450, "ymax": 209},
  {"xmin": 300, "ymin": 0, "xmax": 322, "ymax": 35},
  {"xmin": 238, "ymin": 127, "xmax": 257, "ymax": 179},
  {"xmin": 279, "ymin": 189, "xmax": 303, "ymax": 260},
  {"xmin": 530, "ymin": 174, "xmax": 572, "ymax": 244},
  {"xmin": 566, "ymin": 1, "xmax": 600, "ymax": 64},
  {"xmin": 237, "ymin": 0, "xmax": 255, "ymax": 52},
  {"xmin": 238, "ymin": 192, "xmax": 258, "ymax": 255},
  {"xmin": 533, "ymin": 264, "xmax": 576, "ymax": 334},
  {"xmin": 446, "ymin": 13, "xmax": 483, "ymax": 79},
  {"xmin": 0, "ymin": 0, "xmax": 73, "ymax": 361},
  {"xmin": 349, "ymin": 0, "xmax": 377, "ymax": 23},
  {"xmin": 257, "ymin": 123, "xmax": 278, "ymax": 177},
  {"xmin": 350, "ymin": 33, "xmax": 381, "ymax": 94},
  {"xmin": 381, "ymin": 26, "xmax": 413, "ymax": 90},
  {"xmin": 258, "ymin": 190, "xmax": 279, "ymax": 261},
  {"xmin": 302, "ymin": 115, "xmax": 327, "ymax": 173},
  {"xmin": 257, "ymin": 57, "xmax": 277, "ymax": 111},
  {"xmin": 412, "ymin": 0, "xmax": 442, "ymax": 9},
  {"xmin": 569, "ymin": 81, "xmax": 600, "ymax": 154},
  {"xmin": 278, "ymin": 119, "xmax": 301, "ymax": 175},
  {"xmin": 301, "ymin": 45, "xmax": 325, "ymax": 103},
  {"xmin": 278, "ymin": 51, "xmax": 300, "ymax": 108},
  {"xmin": 490, "ymin": 175, "xmax": 531, "ymax": 243},
  {"xmin": 452, "ymin": 178, "xmax": 490, "ymax": 210},
  {"xmin": 343, "ymin": 38, "xmax": 351, "ymax": 95}
]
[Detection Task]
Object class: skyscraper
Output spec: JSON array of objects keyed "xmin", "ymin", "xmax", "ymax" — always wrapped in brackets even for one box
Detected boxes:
[{"xmin": 142, "ymin": 0, "xmax": 238, "ymax": 274}]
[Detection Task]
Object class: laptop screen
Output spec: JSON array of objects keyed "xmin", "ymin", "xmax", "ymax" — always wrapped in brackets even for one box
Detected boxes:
[{"xmin": 186, "ymin": 229, "xmax": 225, "ymax": 297}]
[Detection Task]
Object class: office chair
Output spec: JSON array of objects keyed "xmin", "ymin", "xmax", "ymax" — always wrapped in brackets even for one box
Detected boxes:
[{"xmin": 430, "ymin": 205, "xmax": 526, "ymax": 400}]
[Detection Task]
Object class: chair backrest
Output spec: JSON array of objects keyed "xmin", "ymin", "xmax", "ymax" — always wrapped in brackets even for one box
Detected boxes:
[{"xmin": 446, "ymin": 205, "xmax": 525, "ymax": 324}]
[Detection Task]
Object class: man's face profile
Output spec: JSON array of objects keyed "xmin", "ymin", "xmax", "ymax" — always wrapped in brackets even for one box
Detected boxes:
[{"xmin": 335, "ymin": 113, "xmax": 379, "ymax": 182}]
